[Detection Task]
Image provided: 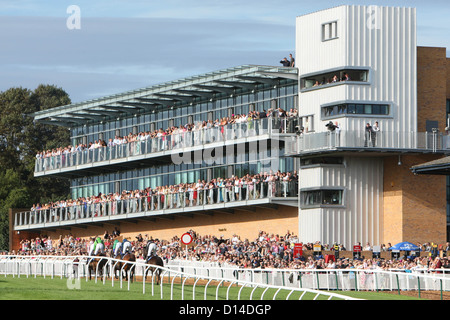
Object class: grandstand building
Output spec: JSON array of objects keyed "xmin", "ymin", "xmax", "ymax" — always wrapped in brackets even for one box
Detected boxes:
[{"xmin": 10, "ymin": 5, "xmax": 450, "ymax": 251}]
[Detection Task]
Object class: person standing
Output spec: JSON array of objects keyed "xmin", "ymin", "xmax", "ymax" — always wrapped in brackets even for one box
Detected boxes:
[
  {"xmin": 371, "ymin": 121, "xmax": 380, "ymax": 147},
  {"xmin": 289, "ymin": 53, "xmax": 295, "ymax": 67},
  {"xmin": 334, "ymin": 121, "xmax": 341, "ymax": 147},
  {"xmin": 364, "ymin": 123, "xmax": 372, "ymax": 147}
]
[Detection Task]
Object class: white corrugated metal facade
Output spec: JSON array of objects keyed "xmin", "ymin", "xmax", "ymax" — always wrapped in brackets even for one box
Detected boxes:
[{"xmin": 296, "ymin": 5, "xmax": 416, "ymax": 248}]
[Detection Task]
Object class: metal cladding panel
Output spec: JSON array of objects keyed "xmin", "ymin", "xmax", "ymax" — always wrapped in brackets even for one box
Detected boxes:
[
  {"xmin": 298, "ymin": 208, "xmax": 323, "ymax": 244},
  {"xmin": 298, "ymin": 166, "xmax": 322, "ymax": 187},
  {"xmin": 296, "ymin": 6, "xmax": 347, "ymax": 76},
  {"xmin": 296, "ymin": 5, "xmax": 417, "ymax": 135},
  {"xmin": 344, "ymin": 5, "xmax": 417, "ymax": 135},
  {"xmin": 298, "ymin": 157, "xmax": 383, "ymax": 249}
]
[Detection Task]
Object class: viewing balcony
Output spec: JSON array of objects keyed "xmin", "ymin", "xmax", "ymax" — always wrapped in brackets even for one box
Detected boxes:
[
  {"xmin": 34, "ymin": 117, "xmax": 299, "ymax": 178},
  {"xmin": 285, "ymin": 130, "xmax": 450, "ymax": 156},
  {"xmin": 13, "ymin": 181, "xmax": 298, "ymax": 232}
]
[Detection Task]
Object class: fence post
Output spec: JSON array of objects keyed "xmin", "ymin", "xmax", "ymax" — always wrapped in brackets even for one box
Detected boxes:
[
  {"xmin": 417, "ymin": 276, "xmax": 421, "ymax": 299},
  {"xmin": 335, "ymin": 272, "xmax": 339, "ymax": 291},
  {"xmin": 396, "ymin": 274, "xmax": 401, "ymax": 295},
  {"xmin": 316, "ymin": 271, "xmax": 320, "ymax": 290},
  {"xmin": 374, "ymin": 272, "xmax": 378, "ymax": 293}
]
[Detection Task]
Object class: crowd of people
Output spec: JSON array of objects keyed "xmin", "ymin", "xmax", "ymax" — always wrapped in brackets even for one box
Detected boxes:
[
  {"xmin": 28, "ymin": 170, "xmax": 298, "ymax": 219},
  {"xmin": 35, "ymin": 108, "xmax": 299, "ymax": 163},
  {"xmin": 5, "ymin": 228, "xmax": 450, "ymax": 273}
]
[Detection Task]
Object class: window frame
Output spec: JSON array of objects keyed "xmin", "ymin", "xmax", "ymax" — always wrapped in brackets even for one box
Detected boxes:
[
  {"xmin": 320, "ymin": 101, "xmax": 392, "ymax": 120},
  {"xmin": 322, "ymin": 20, "xmax": 338, "ymax": 42},
  {"xmin": 300, "ymin": 67, "xmax": 371, "ymax": 92},
  {"xmin": 300, "ymin": 187, "xmax": 346, "ymax": 209}
]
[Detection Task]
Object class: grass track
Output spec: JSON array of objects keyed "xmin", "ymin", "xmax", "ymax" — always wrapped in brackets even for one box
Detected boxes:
[{"xmin": 0, "ymin": 275, "xmax": 422, "ymax": 300}]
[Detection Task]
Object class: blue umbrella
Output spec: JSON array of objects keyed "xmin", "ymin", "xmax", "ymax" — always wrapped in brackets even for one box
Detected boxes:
[{"xmin": 388, "ymin": 241, "xmax": 421, "ymax": 251}]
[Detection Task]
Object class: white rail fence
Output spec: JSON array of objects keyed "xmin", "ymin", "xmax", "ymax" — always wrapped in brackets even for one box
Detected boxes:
[
  {"xmin": 167, "ymin": 259, "xmax": 450, "ymax": 294},
  {"xmin": 0, "ymin": 255, "xmax": 360, "ymax": 300}
]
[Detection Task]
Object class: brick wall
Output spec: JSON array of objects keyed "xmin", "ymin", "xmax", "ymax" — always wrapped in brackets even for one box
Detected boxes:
[
  {"xmin": 417, "ymin": 46, "xmax": 447, "ymax": 132},
  {"xmin": 381, "ymin": 47, "xmax": 450, "ymax": 246},
  {"xmin": 41, "ymin": 205, "xmax": 299, "ymax": 244},
  {"xmin": 383, "ymin": 154, "xmax": 446, "ymax": 246}
]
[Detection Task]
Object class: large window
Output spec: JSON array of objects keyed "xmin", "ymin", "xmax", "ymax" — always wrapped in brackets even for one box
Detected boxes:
[
  {"xmin": 300, "ymin": 69, "xmax": 369, "ymax": 91},
  {"xmin": 300, "ymin": 189, "xmax": 344, "ymax": 208},
  {"xmin": 321, "ymin": 103, "xmax": 390, "ymax": 119},
  {"xmin": 300, "ymin": 157, "xmax": 344, "ymax": 167}
]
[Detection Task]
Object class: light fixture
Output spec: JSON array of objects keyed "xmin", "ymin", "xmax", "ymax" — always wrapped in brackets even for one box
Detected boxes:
[{"xmin": 398, "ymin": 155, "xmax": 402, "ymax": 166}]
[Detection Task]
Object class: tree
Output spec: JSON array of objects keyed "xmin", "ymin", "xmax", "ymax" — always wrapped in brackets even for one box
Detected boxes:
[{"xmin": 0, "ymin": 84, "xmax": 71, "ymax": 250}]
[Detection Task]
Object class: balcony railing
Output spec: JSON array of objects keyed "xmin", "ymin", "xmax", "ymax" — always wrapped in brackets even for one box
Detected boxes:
[
  {"xmin": 14, "ymin": 181, "xmax": 298, "ymax": 229},
  {"xmin": 286, "ymin": 130, "xmax": 450, "ymax": 155},
  {"xmin": 35, "ymin": 117, "xmax": 299, "ymax": 174}
]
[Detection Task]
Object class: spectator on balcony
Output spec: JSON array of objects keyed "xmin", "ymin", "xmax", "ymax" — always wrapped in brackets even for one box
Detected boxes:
[
  {"xmin": 289, "ymin": 53, "xmax": 295, "ymax": 67},
  {"xmin": 364, "ymin": 123, "xmax": 373, "ymax": 147},
  {"xmin": 371, "ymin": 121, "xmax": 380, "ymax": 147},
  {"xmin": 280, "ymin": 57, "xmax": 290, "ymax": 67},
  {"xmin": 325, "ymin": 121, "xmax": 337, "ymax": 132}
]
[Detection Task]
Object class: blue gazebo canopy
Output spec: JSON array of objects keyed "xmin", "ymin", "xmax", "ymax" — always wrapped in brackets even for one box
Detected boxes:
[{"xmin": 388, "ymin": 241, "xmax": 421, "ymax": 251}]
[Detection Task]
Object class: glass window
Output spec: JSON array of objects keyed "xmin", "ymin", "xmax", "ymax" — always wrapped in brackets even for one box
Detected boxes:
[
  {"xmin": 301, "ymin": 189, "xmax": 343, "ymax": 207},
  {"xmin": 356, "ymin": 104, "xmax": 364, "ymax": 114},
  {"xmin": 322, "ymin": 103, "xmax": 389, "ymax": 118},
  {"xmin": 301, "ymin": 69, "xmax": 369, "ymax": 89},
  {"xmin": 372, "ymin": 104, "xmax": 380, "ymax": 114}
]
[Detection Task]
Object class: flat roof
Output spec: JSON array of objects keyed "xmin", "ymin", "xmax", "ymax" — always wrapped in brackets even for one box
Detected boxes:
[
  {"xmin": 410, "ymin": 156, "xmax": 450, "ymax": 175},
  {"xmin": 32, "ymin": 65, "xmax": 298, "ymax": 128}
]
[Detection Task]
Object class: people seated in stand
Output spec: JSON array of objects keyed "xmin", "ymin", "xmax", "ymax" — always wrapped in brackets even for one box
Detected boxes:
[{"xmin": 12, "ymin": 230, "xmax": 450, "ymax": 273}]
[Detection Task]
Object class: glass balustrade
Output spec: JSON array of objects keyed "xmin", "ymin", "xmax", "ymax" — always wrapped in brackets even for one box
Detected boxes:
[
  {"xmin": 287, "ymin": 130, "xmax": 449, "ymax": 155},
  {"xmin": 14, "ymin": 181, "xmax": 298, "ymax": 228},
  {"xmin": 35, "ymin": 117, "xmax": 299, "ymax": 173}
]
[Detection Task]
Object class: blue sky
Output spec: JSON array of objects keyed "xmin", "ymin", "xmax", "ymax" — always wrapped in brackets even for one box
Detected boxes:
[{"xmin": 1, "ymin": 0, "xmax": 449, "ymax": 103}]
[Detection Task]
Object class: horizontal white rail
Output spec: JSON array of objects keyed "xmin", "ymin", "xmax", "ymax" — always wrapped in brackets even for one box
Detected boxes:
[
  {"xmin": 0, "ymin": 255, "xmax": 361, "ymax": 300},
  {"xmin": 167, "ymin": 259, "xmax": 450, "ymax": 293}
]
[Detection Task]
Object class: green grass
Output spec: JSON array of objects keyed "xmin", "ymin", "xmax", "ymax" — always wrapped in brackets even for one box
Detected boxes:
[{"xmin": 0, "ymin": 275, "xmax": 424, "ymax": 300}]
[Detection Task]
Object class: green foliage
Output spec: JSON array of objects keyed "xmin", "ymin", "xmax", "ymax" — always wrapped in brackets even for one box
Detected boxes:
[{"xmin": 0, "ymin": 84, "xmax": 71, "ymax": 250}]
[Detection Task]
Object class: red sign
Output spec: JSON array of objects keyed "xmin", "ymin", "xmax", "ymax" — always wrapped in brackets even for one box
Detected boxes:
[
  {"xmin": 353, "ymin": 245, "xmax": 362, "ymax": 252},
  {"xmin": 293, "ymin": 243, "xmax": 303, "ymax": 258},
  {"xmin": 181, "ymin": 232, "xmax": 193, "ymax": 245}
]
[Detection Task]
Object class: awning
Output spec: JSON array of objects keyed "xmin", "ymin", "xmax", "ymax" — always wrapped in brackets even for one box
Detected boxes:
[
  {"xmin": 410, "ymin": 156, "xmax": 450, "ymax": 175},
  {"xmin": 31, "ymin": 65, "xmax": 298, "ymax": 128}
]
